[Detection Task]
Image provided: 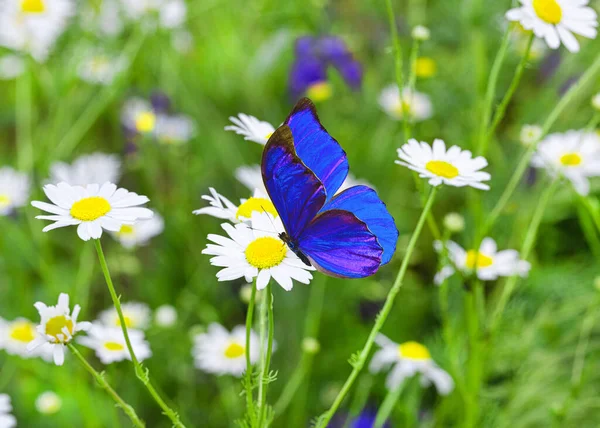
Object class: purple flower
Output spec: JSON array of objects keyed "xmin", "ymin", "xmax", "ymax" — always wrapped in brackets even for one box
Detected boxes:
[
  {"xmin": 351, "ymin": 409, "xmax": 391, "ymax": 428},
  {"xmin": 289, "ymin": 35, "xmax": 362, "ymax": 101}
]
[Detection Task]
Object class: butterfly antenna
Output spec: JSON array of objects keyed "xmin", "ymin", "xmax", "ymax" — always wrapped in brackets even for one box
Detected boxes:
[{"xmin": 260, "ymin": 205, "xmax": 279, "ymax": 231}]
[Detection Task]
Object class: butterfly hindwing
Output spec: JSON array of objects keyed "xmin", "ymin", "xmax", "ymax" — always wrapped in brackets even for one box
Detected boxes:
[
  {"xmin": 261, "ymin": 124, "xmax": 326, "ymax": 239},
  {"xmin": 321, "ymin": 185, "xmax": 399, "ymax": 265},
  {"xmin": 297, "ymin": 209, "xmax": 384, "ymax": 278}
]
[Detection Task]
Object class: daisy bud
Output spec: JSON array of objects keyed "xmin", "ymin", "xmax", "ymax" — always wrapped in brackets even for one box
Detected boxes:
[
  {"xmin": 35, "ymin": 391, "xmax": 62, "ymax": 415},
  {"xmin": 239, "ymin": 284, "xmax": 254, "ymax": 303},
  {"xmin": 301, "ymin": 337, "xmax": 320, "ymax": 354},
  {"xmin": 592, "ymin": 93, "xmax": 600, "ymax": 112},
  {"xmin": 520, "ymin": 124, "xmax": 543, "ymax": 146},
  {"xmin": 411, "ymin": 25, "xmax": 430, "ymax": 41},
  {"xmin": 443, "ymin": 213, "xmax": 465, "ymax": 233},
  {"xmin": 155, "ymin": 305, "xmax": 178, "ymax": 327}
]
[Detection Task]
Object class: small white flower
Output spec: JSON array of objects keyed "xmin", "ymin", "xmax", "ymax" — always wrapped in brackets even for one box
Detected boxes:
[
  {"xmin": 78, "ymin": 51, "xmax": 124, "ymax": 86},
  {"xmin": 79, "ymin": 0, "xmax": 123, "ymax": 37},
  {"xmin": 121, "ymin": 97, "xmax": 157, "ymax": 134},
  {"xmin": 121, "ymin": 0, "xmax": 186, "ymax": 29},
  {"xmin": 0, "ymin": 54, "xmax": 25, "ymax": 80},
  {"xmin": 0, "ymin": 167, "xmax": 30, "ymax": 216},
  {"xmin": 235, "ymin": 165, "xmax": 267, "ymax": 194},
  {"xmin": 192, "ymin": 323, "xmax": 259, "ymax": 377},
  {"xmin": 531, "ymin": 130, "xmax": 600, "ymax": 195},
  {"xmin": 31, "ymin": 182, "xmax": 153, "ymax": 241},
  {"xmin": 202, "ymin": 212, "xmax": 314, "ymax": 291},
  {"xmin": 0, "ymin": 394, "xmax": 16, "ymax": 428},
  {"xmin": 520, "ymin": 124, "xmax": 543, "ymax": 146},
  {"xmin": 506, "ymin": 0, "xmax": 598, "ymax": 53},
  {"xmin": 110, "ymin": 212, "xmax": 164, "ymax": 249},
  {"xmin": 411, "ymin": 25, "xmax": 430, "ymax": 41},
  {"xmin": 592, "ymin": 93, "xmax": 600, "ymax": 111},
  {"xmin": 396, "ymin": 139, "xmax": 491, "ymax": 190},
  {"xmin": 154, "ymin": 305, "xmax": 177, "ymax": 327},
  {"xmin": 224, "ymin": 113, "xmax": 276, "ymax": 145},
  {"xmin": 35, "ymin": 391, "xmax": 62, "ymax": 415},
  {"xmin": 433, "ymin": 238, "xmax": 531, "ymax": 284},
  {"xmin": 48, "ymin": 153, "xmax": 121, "ymax": 186},
  {"xmin": 0, "ymin": 317, "xmax": 53, "ymax": 361},
  {"xmin": 379, "ymin": 85, "xmax": 433, "ymax": 122},
  {"xmin": 27, "ymin": 293, "xmax": 91, "ymax": 366},
  {"xmin": 443, "ymin": 212, "xmax": 465, "ymax": 233},
  {"xmin": 193, "ymin": 188, "xmax": 277, "ymax": 223},
  {"xmin": 159, "ymin": 0, "xmax": 186, "ymax": 28},
  {"xmin": 78, "ymin": 324, "xmax": 151, "ymax": 364},
  {"xmin": 301, "ymin": 337, "xmax": 320, "ymax": 354},
  {"xmin": 155, "ymin": 114, "xmax": 196, "ymax": 145},
  {"xmin": 98, "ymin": 302, "xmax": 151, "ymax": 330},
  {"xmin": 370, "ymin": 334, "xmax": 454, "ymax": 395},
  {"xmin": 0, "ymin": 0, "xmax": 75, "ymax": 62}
]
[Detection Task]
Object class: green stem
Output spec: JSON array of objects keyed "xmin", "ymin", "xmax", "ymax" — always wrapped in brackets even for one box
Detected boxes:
[
  {"xmin": 93, "ymin": 240, "xmax": 186, "ymax": 428},
  {"xmin": 316, "ymin": 187, "xmax": 438, "ymax": 427},
  {"xmin": 16, "ymin": 66, "xmax": 33, "ymax": 172},
  {"xmin": 405, "ymin": 36, "xmax": 420, "ymax": 139},
  {"xmin": 576, "ymin": 199, "xmax": 600, "ymax": 258},
  {"xmin": 67, "ymin": 343, "xmax": 145, "ymax": 428},
  {"xmin": 374, "ymin": 385, "xmax": 404, "ymax": 428},
  {"xmin": 245, "ymin": 284, "xmax": 258, "ymax": 423},
  {"xmin": 385, "ymin": 0, "xmax": 407, "ymax": 143},
  {"xmin": 464, "ymin": 283, "xmax": 481, "ymax": 428},
  {"xmin": 257, "ymin": 283, "xmax": 275, "ymax": 427}
]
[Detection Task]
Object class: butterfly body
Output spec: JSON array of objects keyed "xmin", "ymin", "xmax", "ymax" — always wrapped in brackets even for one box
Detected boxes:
[{"xmin": 278, "ymin": 232, "xmax": 312, "ymax": 267}]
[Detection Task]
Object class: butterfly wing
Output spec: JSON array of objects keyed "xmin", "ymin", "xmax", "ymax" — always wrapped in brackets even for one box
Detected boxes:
[
  {"xmin": 261, "ymin": 124, "xmax": 326, "ymax": 239},
  {"xmin": 297, "ymin": 209, "xmax": 383, "ymax": 278},
  {"xmin": 322, "ymin": 185, "xmax": 398, "ymax": 265},
  {"xmin": 285, "ymin": 98, "xmax": 349, "ymax": 201}
]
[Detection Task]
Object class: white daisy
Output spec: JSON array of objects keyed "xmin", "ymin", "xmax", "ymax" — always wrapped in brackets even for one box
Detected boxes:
[
  {"xmin": 235, "ymin": 165, "xmax": 267, "ymax": 194},
  {"xmin": 520, "ymin": 124, "xmax": 543, "ymax": 146},
  {"xmin": 109, "ymin": 212, "xmax": 164, "ymax": 249},
  {"xmin": 369, "ymin": 334, "xmax": 454, "ymax": 395},
  {"xmin": 0, "ymin": 394, "xmax": 16, "ymax": 428},
  {"xmin": 48, "ymin": 153, "xmax": 121, "ymax": 186},
  {"xmin": 0, "ymin": 317, "xmax": 53, "ymax": 361},
  {"xmin": 78, "ymin": 324, "xmax": 151, "ymax": 364},
  {"xmin": 154, "ymin": 305, "xmax": 177, "ymax": 327},
  {"xmin": 0, "ymin": 54, "xmax": 25, "ymax": 80},
  {"xmin": 155, "ymin": 114, "xmax": 196, "ymax": 145},
  {"xmin": 0, "ymin": 0, "xmax": 75, "ymax": 62},
  {"xmin": 411, "ymin": 25, "xmax": 430, "ymax": 41},
  {"xmin": 98, "ymin": 302, "xmax": 151, "ymax": 330},
  {"xmin": 121, "ymin": 0, "xmax": 186, "ymax": 30},
  {"xmin": 35, "ymin": 391, "xmax": 62, "ymax": 415},
  {"xmin": 224, "ymin": 113, "xmax": 276, "ymax": 145},
  {"xmin": 433, "ymin": 237, "xmax": 531, "ymax": 284},
  {"xmin": 77, "ymin": 51, "xmax": 124, "ymax": 86},
  {"xmin": 396, "ymin": 139, "xmax": 491, "ymax": 190},
  {"xmin": 79, "ymin": 0, "xmax": 123, "ymax": 37},
  {"xmin": 202, "ymin": 212, "xmax": 314, "ymax": 291},
  {"xmin": 193, "ymin": 187, "xmax": 277, "ymax": 223},
  {"xmin": 506, "ymin": 0, "xmax": 598, "ymax": 53},
  {"xmin": 192, "ymin": 323, "xmax": 259, "ymax": 377},
  {"xmin": 531, "ymin": 130, "xmax": 600, "ymax": 195},
  {"xmin": 378, "ymin": 85, "xmax": 433, "ymax": 122},
  {"xmin": 31, "ymin": 182, "xmax": 153, "ymax": 241},
  {"xmin": 27, "ymin": 293, "xmax": 91, "ymax": 366},
  {"xmin": 0, "ymin": 167, "xmax": 30, "ymax": 216},
  {"xmin": 121, "ymin": 97, "xmax": 157, "ymax": 135}
]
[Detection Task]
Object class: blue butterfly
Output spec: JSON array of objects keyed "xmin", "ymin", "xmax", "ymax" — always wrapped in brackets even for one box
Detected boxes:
[{"xmin": 261, "ymin": 98, "xmax": 398, "ymax": 278}]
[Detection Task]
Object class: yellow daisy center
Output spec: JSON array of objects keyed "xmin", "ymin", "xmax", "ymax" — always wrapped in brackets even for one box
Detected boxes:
[
  {"xmin": 394, "ymin": 100, "xmax": 412, "ymax": 117},
  {"xmin": 70, "ymin": 197, "xmax": 111, "ymax": 221},
  {"xmin": 0, "ymin": 195, "xmax": 11, "ymax": 207},
  {"xmin": 560, "ymin": 152, "xmax": 582, "ymax": 166},
  {"xmin": 398, "ymin": 341, "xmax": 431, "ymax": 360},
  {"xmin": 21, "ymin": 0, "xmax": 45, "ymax": 13},
  {"xmin": 533, "ymin": 0, "xmax": 562, "ymax": 24},
  {"xmin": 306, "ymin": 82, "xmax": 333, "ymax": 102},
  {"xmin": 116, "ymin": 316, "xmax": 134, "ymax": 328},
  {"xmin": 265, "ymin": 132, "xmax": 274, "ymax": 140},
  {"xmin": 90, "ymin": 56, "xmax": 109, "ymax": 73},
  {"xmin": 45, "ymin": 316, "xmax": 73, "ymax": 341},
  {"xmin": 224, "ymin": 342, "xmax": 245, "ymax": 359},
  {"xmin": 236, "ymin": 197, "xmax": 278, "ymax": 219},
  {"xmin": 103, "ymin": 341, "xmax": 125, "ymax": 351},
  {"xmin": 425, "ymin": 160, "xmax": 459, "ymax": 179},
  {"xmin": 415, "ymin": 57, "xmax": 436, "ymax": 78},
  {"xmin": 135, "ymin": 111, "xmax": 156, "ymax": 133},
  {"xmin": 245, "ymin": 236, "xmax": 287, "ymax": 269},
  {"xmin": 118, "ymin": 224, "xmax": 135, "ymax": 235},
  {"xmin": 465, "ymin": 250, "xmax": 494, "ymax": 269},
  {"xmin": 9, "ymin": 321, "xmax": 36, "ymax": 343}
]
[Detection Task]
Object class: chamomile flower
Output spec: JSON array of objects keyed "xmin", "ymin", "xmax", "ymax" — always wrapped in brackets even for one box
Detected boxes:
[
  {"xmin": 31, "ymin": 182, "xmax": 153, "ymax": 241},
  {"xmin": 0, "ymin": 0, "xmax": 74, "ymax": 62},
  {"xmin": 192, "ymin": 323, "xmax": 259, "ymax": 376},
  {"xmin": 79, "ymin": 0, "xmax": 123, "ymax": 37},
  {"xmin": 27, "ymin": 293, "xmax": 91, "ymax": 366},
  {"xmin": 202, "ymin": 212, "xmax": 314, "ymax": 291},
  {"xmin": 433, "ymin": 238, "xmax": 531, "ymax": 284},
  {"xmin": 0, "ymin": 54, "xmax": 25, "ymax": 80},
  {"xmin": 0, "ymin": 167, "xmax": 30, "ymax": 215},
  {"xmin": 520, "ymin": 124, "xmax": 543, "ymax": 146},
  {"xmin": 0, "ymin": 317, "xmax": 53, "ymax": 361},
  {"xmin": 224, "ymin": 113, "xmax": 275, "ymax": 145},
  {"xmin": 193, "ymin": 188, "xmax": 277, "ymax": 223},
  {"xmin": 531, "ymin": 130, "xmax": 600, "ymax": 195},
  {"xmin": 77, "ymin": 51, "xmax": 124, "ymax": 86},
  {"xmin": 154, "ymin": 305, "xmax": 177, "ymax": 327},
  {"xmin": 411, "ymin": 25, "xmax": 431, "ymax": 41},
  {"xmin": 396, "ymin": 139, "xmax": 491, "ymax": 190},
  {"xmin": 506, "ymin": 0, "xmax": 598, "ymax": 53},
  {"xmin": 35, "ymin": 391, "xmax": 62, "ymax": 415},
  {"xmin": 110, "ymin": 212, "xmax": 164, "ymax": 249},
  {"xmin": 121, "ymin": 0, "xmax": 187, "ymax": 29},
  {"xmin": 155, "ymin": 114, "xmax": 196, "ymax": 145},
  {"xmin": 98, "ymin": 302, "xmax": 151, "ymax": 330},
  {"xmin": 78, "ymin": 324, "xmax": 151, "ymax": 364},
  {"xmin": 48, "ymin": 153, "xmax": 121, "ymax": 186},
  {"xmin": 379, "ymin": 85, "xmax": 433, "ymax": 122},
  {"xmin": 0, "ymin": 394, "xmax": 16, "ymax": 428},
  {"xmin": 122, "ymin": 97, "xmax": 158, "ymax": 135},
  {"xmin": 369, "ymin": 334, "xmax": 454, "ymax": 395}
]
